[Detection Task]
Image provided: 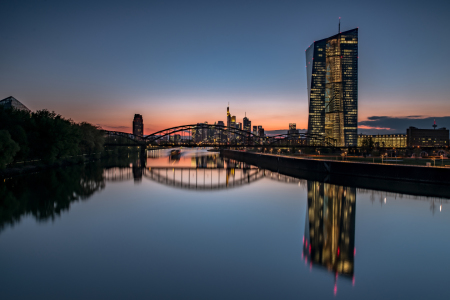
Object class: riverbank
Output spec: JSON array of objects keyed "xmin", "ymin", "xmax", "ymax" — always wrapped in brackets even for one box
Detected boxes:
[
  {"xmin": 221, "ymin": 150, "xmax": 450, "ymax": 197},
  {"xmin": 0, "ymin": 149, "xmax": 144, "ymax": 179}
]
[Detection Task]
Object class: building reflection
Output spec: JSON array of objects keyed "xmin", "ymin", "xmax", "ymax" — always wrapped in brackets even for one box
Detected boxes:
[
  {"xmin": 303, "ymin": 181, "xmax": 356, "ymax": 278},
  {"xmin": 191, "ymin": 155, "xmax": 224, "ymax": 168}
]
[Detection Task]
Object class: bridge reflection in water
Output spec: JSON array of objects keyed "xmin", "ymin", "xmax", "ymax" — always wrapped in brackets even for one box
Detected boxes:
[{"xmin": 103, "ymin": 162, "xmax": 305, "ymax": 190}]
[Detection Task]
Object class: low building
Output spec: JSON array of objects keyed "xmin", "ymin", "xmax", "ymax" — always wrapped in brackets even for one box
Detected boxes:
[
  {"xmin": 357, "ymin": 134, "xmax": 407, "ymax": 148},
  {"xmin": 0, "ymin": 96, "xmax": 31, "ymax": 112},
  {"xmin": 407, "ymin": 126, "xmax": 449, "ymax": 147}
]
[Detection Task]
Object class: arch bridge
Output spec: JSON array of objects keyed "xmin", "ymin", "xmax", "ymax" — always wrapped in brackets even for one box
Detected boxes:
[{"xmin": 102, "ymin": 124, "xmax": 335, "ymax": 147}]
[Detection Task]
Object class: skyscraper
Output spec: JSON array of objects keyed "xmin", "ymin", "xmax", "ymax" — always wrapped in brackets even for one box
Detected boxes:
[
  {"xmin": 227, "ymin": 104, "xmax": 231, "ymax": 141},
  {"xmin": 133, "ymin": 114, "xmax": 144, "ymax": 137},
  {"xmin": 243, "ymin": 114, "xmax": 251, "ymax": 133},
  {"xmin": 306, "ymin": 28, "xmax": 358, "ymax": 146},
  {"xmin": 231, "ymin": 116, "xmax": 236, "ymax": 141}
]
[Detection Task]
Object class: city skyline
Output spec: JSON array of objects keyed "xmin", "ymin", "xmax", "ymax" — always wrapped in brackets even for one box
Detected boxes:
[{"xmin": 1, "ymin": 0, "xmax": 450, "ymax": 135}]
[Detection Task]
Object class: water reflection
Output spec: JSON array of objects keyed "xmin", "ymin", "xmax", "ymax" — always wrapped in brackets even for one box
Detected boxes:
[
  {"xmin": 1, "ymin": 150, "xmax": 450, "ymax": 299},
  {"xmin": 303, "ymin": 182, "xmax": 356, "ymax": 281},
  {"xmin": 0, "ymin": 162, "xmax": 105, "ymax": 233}
]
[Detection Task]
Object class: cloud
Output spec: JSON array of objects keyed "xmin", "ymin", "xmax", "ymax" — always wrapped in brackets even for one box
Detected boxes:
[{"xmin": 358, "ymin": 116, "xmax": 450, "ymax": 135}]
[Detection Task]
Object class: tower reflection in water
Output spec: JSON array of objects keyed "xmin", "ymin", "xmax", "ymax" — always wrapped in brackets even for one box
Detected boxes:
[{"xmin": 303, "ymin": 181, "xmax": 356, "ymax": 284}]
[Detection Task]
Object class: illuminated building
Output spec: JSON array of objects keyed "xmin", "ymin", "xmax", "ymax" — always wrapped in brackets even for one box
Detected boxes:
[
  {"xmin": 227, "ymin": 105, "xmax": 231, "ymax": 141},
  {"xmin": 253, "ymin": 125, "xmax": 258, "ymax": 136},
  {"xmin": 132, "ymin": 114, "xmax": 144, "ymax": 137},
  {"xmin": 243, "ymin": 114, "xmax": 251, "ymax": 132},
  {"xmin": 303, "ymin": 181, "xmax": 356, "ymax": 277},
  {"xmin": 231, "ymin": 116, "xmax": 236, "ymax": 141},
  {"xmin": 216, "ymin": 121, "xmax": 226, "ymax": 142},
  {"xmin": 357, "ymin": 134, "xmax": 407, "ymax": 148},
  {"xmin": 0, "ymin": 96, "xmax": 31, "ymax": 112},
  {"xmin": 288, "ymin": 123, "xmax": 299, "ymax": 139},
  {"xmin": 306, "ymin": 28, "xmax": 358, "ymax": 146},
  {"xmin": 407, "ymin": 125, "xmax": 449, "ymax": 147},
  {"xmin": 202, "ymin": 121, "xmax": 208, "ymax": 142},
  {"xmin": 258, "ymin": 127, "xmax": 264, "ymax": 138}
]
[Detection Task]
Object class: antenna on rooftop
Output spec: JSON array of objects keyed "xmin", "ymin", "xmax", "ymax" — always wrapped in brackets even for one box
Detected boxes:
[
  {"xmin": 339, "ymin": 17, "xmax": 341, "ymax": 33},
  {"xmin": 433, "ymin": 119, "xmax": 437, "ymax": 130}
]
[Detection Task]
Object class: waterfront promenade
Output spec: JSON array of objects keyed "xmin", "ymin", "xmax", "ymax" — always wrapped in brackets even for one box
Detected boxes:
[{"xmin": 221, "ymin": 150, "xmax": 450, "ymax": 197}]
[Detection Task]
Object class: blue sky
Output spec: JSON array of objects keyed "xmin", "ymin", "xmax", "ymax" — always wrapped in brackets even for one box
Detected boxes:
[{"xmin": 1, "ymin": 0, "xmax": 449, "ymax": 134}]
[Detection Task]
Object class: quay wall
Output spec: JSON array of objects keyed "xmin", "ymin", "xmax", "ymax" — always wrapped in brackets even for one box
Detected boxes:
[{"xmin": 221, "ymin": 150, "xmax": 450, "ymax": 186}]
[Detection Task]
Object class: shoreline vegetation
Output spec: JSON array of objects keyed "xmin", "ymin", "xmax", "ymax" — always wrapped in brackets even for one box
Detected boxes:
[{"xmin": 0, "ymin": 105, "xmax": 142, "ymax": 178}]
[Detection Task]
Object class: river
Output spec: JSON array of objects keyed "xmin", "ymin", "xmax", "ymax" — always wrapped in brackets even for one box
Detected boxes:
[{"xmin": 0, "ymin": 149, "xmax": 449, "ymax": 299}]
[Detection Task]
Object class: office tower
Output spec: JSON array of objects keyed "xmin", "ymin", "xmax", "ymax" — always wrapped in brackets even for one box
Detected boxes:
[
  {"xmin": 243, "ymin": 114, "xmax": 251, "ymax": 133},
  {"xmin": 258, "ymin": 127, "xmax": 264, "ymax": 138},
  {"xmin": 216, "ymin": 121, "xmax": 226, "ymax": 143},
  {"xmin": 133, "ymin": 114, "xmax": 144, "ymax": 137},
  {"xmin": 288, "ymin": 123, "xmax": 299, "ymax": 139},
  {"xmin": 203, "ymin": 121, "xmax": 209, "ymax": 142},
  {"xmin": 253, "ymin": 125, "xmax": 258, "ymax": 136},
  {"xmin": 303, "ymin": 181, "xmax": 356, "ymax": 276},
  {"xmin": 227, "ymin": 105, "xmax": 231, "ymax": 141},
  {"xmin": 306, "ymin": 28, "xmax": 358, "ymax": 146},
  {"xmin": 230, "ymin": 116, "xmax": 236, "ymax": 141},
  {"xmin": 289, "ymin": 123, "xmax": 296, "ymax": 131}
]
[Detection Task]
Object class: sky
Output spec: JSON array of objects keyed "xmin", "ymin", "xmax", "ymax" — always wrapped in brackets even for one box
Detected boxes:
[{"xmin": 1, "ymin": 0, "xmax": 450, "ymax": 135}]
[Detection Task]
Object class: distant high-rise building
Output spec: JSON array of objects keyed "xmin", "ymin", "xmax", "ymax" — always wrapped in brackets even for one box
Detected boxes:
[
  {"xmin": 203, "ymin": 121, "xmax": 209, "ymax": 142},
  {"xmin": 0, "ymin": 96, "xmax": 31, "ymax": 112},
  {"xmin": 253, "ymin": 125, "xmax": 258, "ymax": 136},
  {"xmin": 216, "ymin": 121, "xmax": 226, "ymax": 143},
  {"xmin": 306, "ymin": 28, "xmax": 358, "ymax": 146},
  {"xmin": 133, "ymin": 114, "xmax": 144, "ymax": 137},
  {"xmin": 258, "ymin": 127, "xmax": 264, "ymax": 138},
  {"xmin": 289, "ymin": 123, "xmax": 296, "ymax": 131},
  {"xmin": 230, "ymin": 116, "xmax": 237, "ymax": 141},
  {"xmin": 227, "ymin": 105, "xmax": 231, "ymax": 141},
  {"xmin": 288, "ymin": 123, "xmax": 299, "ymax": 139},
  {"xmin": 243, "ymin": 114, "xmax": 251, "ymax": 133}
]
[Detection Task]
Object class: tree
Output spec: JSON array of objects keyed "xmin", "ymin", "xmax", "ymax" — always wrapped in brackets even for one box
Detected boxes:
[
  {"xmin": 361, "ymin": 136, "xmax": 374, "ymax": 154},
  {"xmin": 0, "ymin": 130, "xmax": 20, "ymax": 169}
]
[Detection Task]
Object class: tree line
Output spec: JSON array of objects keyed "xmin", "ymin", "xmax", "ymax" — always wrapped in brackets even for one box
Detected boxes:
[{"xmin": 0, "ymin": 106, "xmax": 105, "ymax": 168}]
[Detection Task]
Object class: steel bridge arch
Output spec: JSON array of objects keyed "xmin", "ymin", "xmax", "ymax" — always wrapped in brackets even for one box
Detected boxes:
[
  {"xmin": 102, "ymin": 130, "xmax": 144, "ymax": 145},
  {"xmin": 143, "ymin": 124, "xmax": 263, "ymax": 145}
]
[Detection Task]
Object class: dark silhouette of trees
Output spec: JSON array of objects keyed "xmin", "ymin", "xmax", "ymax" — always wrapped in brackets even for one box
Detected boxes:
[
  {"xmin": 0, "ymin": 130, "xmax": 20, "ymax": 168},
  {"xmin": 0, "ymin": 105, "xmax": 105, "ymax": 168}
]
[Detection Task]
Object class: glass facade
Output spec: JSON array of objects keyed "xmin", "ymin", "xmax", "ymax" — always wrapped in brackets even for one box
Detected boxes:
[{"xmin": 306, "ymin": 29, "xmax": 358, "ymax": 146}]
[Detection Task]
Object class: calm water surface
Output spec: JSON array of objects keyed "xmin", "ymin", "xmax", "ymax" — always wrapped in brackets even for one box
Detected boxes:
[{"xmin": 1, "ymin": 149, "xmax": 449, "ymax": 300}]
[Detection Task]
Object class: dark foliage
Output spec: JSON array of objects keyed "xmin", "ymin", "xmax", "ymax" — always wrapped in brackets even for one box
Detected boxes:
[{"xmin": 0, "ymin": 106, "xmax": 105, "ymax": 167}]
